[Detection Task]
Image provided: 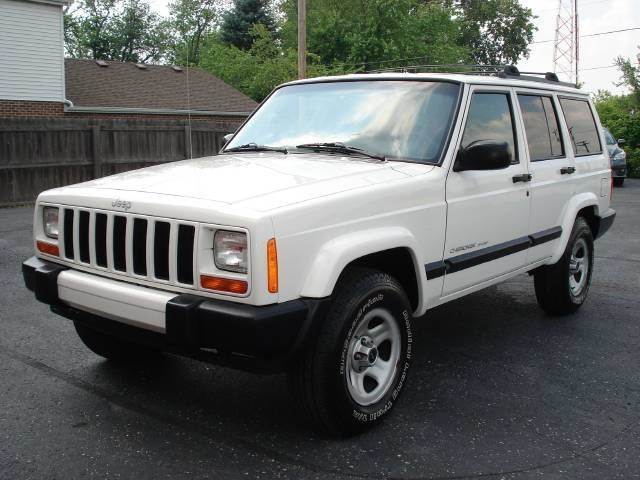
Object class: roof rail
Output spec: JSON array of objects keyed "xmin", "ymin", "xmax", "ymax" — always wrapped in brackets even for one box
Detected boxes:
[
  {"xmin": 497, "ymin": 65, "xmax": 577, "ymax": 88},
  {"xmin": 364, "ymin": 64, "xmax": 578, "ymax": 88}
]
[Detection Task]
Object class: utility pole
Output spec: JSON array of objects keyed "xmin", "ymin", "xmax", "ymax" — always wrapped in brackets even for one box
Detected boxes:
[
  {"xmin": 298, "ymin": 0, "xmax": 306, "ymax": 79},
  {"xmin": 553, "ymin": 0, "xmax": 579, "ymax": 85}
]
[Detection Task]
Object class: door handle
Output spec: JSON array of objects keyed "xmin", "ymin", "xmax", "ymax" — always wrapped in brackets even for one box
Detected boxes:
[
  {"xmin": 560, "ymin": 166, "xmax": 576, "ymax": 174},
  {"xmin": 512, "ymin": 173, "xmax": 532, "ymax": 183}
]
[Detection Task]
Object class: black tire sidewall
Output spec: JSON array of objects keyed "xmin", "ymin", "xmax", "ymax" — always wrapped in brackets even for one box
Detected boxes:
[
  {"xmin": 565, "ymin": 220, "xmax": 594, "ymax": 306},
  {"xmin": 329, "ymin": 281, "xmax": 413, "ymax": 428}
]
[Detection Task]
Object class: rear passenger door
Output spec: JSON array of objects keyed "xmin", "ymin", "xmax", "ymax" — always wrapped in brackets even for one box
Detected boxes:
[
  {"xmin": 516, "ymin": 91, "xmax": 571, "ymax": 263},
  {"xmin": 443, "ymin": 87, "xmax": 531, "ymax": 296}
]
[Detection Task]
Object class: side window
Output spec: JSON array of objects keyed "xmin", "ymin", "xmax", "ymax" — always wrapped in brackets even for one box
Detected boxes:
[
  {"xmin": 559, "ymin": 98, "xmax": 602, "ymax": 156},
  {"xmin": 518, "ymin": 94, "xmax": 564, "ymax": 161},
  {"xmin": 461, "ymin": 92, "xmax": 517, "ymax": 163}
]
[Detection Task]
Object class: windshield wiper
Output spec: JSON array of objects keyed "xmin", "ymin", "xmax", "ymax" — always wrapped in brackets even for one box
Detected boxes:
[
  {"xmin": 295, "ymin": 142, "xmax": 386, "ymax": 161},
  {"xmin": 224, "ymin": 143, "xmax": 288, "ymax": 154}
]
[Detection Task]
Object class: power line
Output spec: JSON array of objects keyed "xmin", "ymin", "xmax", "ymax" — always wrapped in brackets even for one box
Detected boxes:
[{"xmin": 534, "ymin": 26, "xmax": 640, "ymax": 43}]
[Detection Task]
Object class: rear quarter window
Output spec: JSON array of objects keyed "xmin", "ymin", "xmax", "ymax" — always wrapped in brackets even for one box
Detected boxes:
[{"xmin": 559, "ymin": 98, "xmax": 602, "ymax": 156}]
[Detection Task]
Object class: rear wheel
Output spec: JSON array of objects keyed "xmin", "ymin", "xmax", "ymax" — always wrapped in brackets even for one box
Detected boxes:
[
  {"xmin": 613, "ymin": 177, "xmax": 624, "ymax": 187},
  {"xmin": 74, "ymin": 322, "xmax": 159, "ymax": 362},
  {"xmin": 288, "ymin": 268, "xmax": 413, "ymax": 436},
  {"xmin": 534, "ymin": 217, "xmax": 594, "ymax": 315}
]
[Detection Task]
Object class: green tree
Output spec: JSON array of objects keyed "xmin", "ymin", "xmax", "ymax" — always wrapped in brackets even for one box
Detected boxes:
[
  {"xmin": 64, "ymin": 0, "xmax": 170, "ymax": 62},
  {"xmin": 219, "ymin": 0, "xmax": 277, "ymax": 50},
  {"xmin": 615, "ymin": 50, "xmax": 640, "ymax": 105},
  {"xmin": 454, "ymin": 0, "xmax": 536, "ymax": 66},
  {"xmin": 169, "ymin": 0, "xmax": 222, "ymax": 65}
]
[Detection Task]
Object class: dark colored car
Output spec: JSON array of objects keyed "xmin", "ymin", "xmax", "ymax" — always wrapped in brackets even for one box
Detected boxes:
[{"xmin": 604, "ymin": 128, "xmax": 627, "ymax": 186}]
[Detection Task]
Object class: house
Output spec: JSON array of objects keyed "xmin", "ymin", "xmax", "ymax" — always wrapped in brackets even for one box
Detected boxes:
[
  {"xmin": 63, "ymin": 59, "xmax": 257, "ymax": 128},
  {"xmin": 0, "ymin": 0, "xmax": 69, "ymax": 116},
  {"xmin": 0, "ymin": 0, "xmax": 257, "ymax": 124}
]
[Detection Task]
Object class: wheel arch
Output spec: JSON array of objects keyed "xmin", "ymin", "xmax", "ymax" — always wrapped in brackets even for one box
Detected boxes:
[
  {"xmin": 550, "ymin": 193, "xmax": 601, "ymax": 263},
  {"xmin": 300, "ymin": 227, "xmax": 424, "ymax": 313}
]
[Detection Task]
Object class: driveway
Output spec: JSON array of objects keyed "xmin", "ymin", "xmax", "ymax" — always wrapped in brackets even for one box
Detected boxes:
[{"xmin": 1, "ymin": 181, "xmax": 639, "ymax": 479}]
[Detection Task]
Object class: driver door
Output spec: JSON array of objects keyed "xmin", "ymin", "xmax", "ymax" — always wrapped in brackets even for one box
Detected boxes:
[{"xmin": 442, "ymin": 86, "xmax": 531, "ymax": 297}]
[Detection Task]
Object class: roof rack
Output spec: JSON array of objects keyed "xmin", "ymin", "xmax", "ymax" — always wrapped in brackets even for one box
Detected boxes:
[{"xmin": 365, "ymin": 64, "xmax": 577, "ymax": 88}]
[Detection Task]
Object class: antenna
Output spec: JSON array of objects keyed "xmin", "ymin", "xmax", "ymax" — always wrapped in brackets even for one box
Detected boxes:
[
  {"xmin": 185, "ymin": 39, "xmax": 193, "ymax": 159},
  {"xmin": 553, "ymin": 0, "xmax": 579, "ymax": 85}
]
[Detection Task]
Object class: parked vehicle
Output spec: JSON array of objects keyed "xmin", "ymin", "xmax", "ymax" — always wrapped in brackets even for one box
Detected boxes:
[
  {"xmin": 23, "ymin": 66, "xmax": 615, "ymax": 436},
  {"xmin": 603, "ymin": 127, "xmax": 627, "ymax": 186}
]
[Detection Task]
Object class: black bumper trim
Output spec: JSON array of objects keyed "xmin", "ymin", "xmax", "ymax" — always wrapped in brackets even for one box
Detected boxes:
[
  {"xmin": 23, "ymin": 256, "xmax": 330, "ymax": 373},
  {"xmin": 596, "ymin": 210, "xmax": 616, "ymax": 239}
]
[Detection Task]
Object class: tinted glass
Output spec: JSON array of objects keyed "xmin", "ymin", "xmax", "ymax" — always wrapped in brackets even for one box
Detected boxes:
[
  {"xmin": 603, "ymin": 129, "xmax": 616, "ymax": 145},
  {"xmin": 460, "ymin": 93, "xmax": 516, "ymax": 163},
  {"xmin": 226, "ymin": 81, "xmax": 460, "ymax": 163},
  {"xmin": 518, "ymin": 94, "xmax": 564, "ymax": 160},
  {"xmin": 560, "ymin": 98, "xmax": 602, "ymax": 155}
]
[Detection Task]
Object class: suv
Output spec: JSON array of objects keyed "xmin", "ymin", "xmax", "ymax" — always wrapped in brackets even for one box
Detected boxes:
[
  {"xmin": 603, "ymin": 127, "xmax": 627, "ymax": 186},
  {"xmin": 23, "ymin": 67, "xmax": 616, "ymax": 436}
]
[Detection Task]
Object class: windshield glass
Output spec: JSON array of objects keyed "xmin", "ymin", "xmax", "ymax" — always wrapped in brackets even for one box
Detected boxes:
[
  {"xmin": 225, "ymin": 81, "xmax": 461, "ymax": 163},
  {"xmin": 603, "ymin": 129, "xmax": 616, "ymax": 145}
]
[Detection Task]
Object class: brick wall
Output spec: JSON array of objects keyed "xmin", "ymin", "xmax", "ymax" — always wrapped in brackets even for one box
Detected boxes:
[{"xmin": 0, "ymin": 100, "xmax": 65, "ymax": 117}]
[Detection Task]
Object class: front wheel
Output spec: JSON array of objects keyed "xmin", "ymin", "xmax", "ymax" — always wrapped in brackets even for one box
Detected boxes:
[
  {"xmin": 534, "ymin": 217, "xmax": 594, "ymax": 315},
  {"xmin": 288, "ymin": 268, "xmax": 413, "ymax": 436}
]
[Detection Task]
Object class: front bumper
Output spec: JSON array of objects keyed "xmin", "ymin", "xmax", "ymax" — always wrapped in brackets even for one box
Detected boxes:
[
  {"xmin": 612, "ymin": 164, "xmax": 627, "ymax": 178},
  {"xmin": 23, "ymin": 256, "xmax": 328, "ymax": 372}
]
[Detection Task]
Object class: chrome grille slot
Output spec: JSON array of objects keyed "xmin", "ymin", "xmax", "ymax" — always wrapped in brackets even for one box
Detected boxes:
[{"xmin": 55, "ymin": 207, "xmax": 201, "ymax": 289}]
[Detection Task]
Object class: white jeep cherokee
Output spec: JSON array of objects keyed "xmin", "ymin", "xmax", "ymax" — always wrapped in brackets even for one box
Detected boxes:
[{"xmin": 24, "ymin": 67, "xmax": 616, "ymax": 435}]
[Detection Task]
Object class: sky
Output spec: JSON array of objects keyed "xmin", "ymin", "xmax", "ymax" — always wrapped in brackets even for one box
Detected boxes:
[{"xmin": 148, "ymin": 0, "xmax": 639, "ymax": 95}]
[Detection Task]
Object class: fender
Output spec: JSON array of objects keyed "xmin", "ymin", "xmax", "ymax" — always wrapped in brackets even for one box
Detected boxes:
[
  {"xmin": 550, "ymin": 192, "xmax": 600, "ymax": 264},
  {"xmin": 300, "ymin": 226, "xmax": 425, "ymax": 307}
]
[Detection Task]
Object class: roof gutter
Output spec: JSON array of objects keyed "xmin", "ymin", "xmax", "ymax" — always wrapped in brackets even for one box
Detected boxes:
[{"xmin": 64, "ymin": 105, "xmax": 252, "ymax": 117}]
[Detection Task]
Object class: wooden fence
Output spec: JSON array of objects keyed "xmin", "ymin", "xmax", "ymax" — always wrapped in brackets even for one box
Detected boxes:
[{"xmin": 0, "ymin": 117, "xmax": 235, "ymax": 205}]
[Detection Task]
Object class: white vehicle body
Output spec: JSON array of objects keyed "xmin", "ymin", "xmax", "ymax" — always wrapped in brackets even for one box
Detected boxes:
[{"xmin": 25, "ymin": 71, "xmax": 615, "ymax": 371}]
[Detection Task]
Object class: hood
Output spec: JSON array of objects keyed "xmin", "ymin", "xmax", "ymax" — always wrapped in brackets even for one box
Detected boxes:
[{"xmin": 72, "ymin": 153, "xmax": 432, "ymax": 211}]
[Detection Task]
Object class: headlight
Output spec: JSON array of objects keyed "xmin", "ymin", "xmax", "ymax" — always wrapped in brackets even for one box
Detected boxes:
[
  {"xmin": 613, "ymin": 151, "xmax": 626, "ymax": 161},
  {"xmin": 43, "ymin": 207, "xmax": 59, "ymax": 238},
  {"xmin": 214, "ymin": 230, "xmax": 248, "ymax": 273}
]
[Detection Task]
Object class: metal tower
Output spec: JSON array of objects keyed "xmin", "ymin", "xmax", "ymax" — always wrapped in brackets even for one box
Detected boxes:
[{"xmin": 553, "ymin": 0, "xmax": 579, "ymax": 85}]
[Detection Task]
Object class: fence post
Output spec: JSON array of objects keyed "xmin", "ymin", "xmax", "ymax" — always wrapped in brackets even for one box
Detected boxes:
[
  {"xmin": 184, "ymin": 125, "xmax": 192, "ymax": 159},
  {"xmin": 92, "ymin": 125, "xmax": 102, "ymax": 178}
]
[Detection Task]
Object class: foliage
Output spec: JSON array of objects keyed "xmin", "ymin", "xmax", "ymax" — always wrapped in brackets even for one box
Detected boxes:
[
  {"xmin": 279, "ymin": 0, "xmax": 469, "ymax": 70},
  {"xmin": 219, "ymin": 0, "xmax": 277, "ymax": 50},
  {"xmin": 64, "ymin": 0, "xmax": 170, "ymax": 62},
  {"xmin": 168, "ymin": 0, "xmax": 223, "ymax": 65},
  {"xmin": 200, "ymin": 24, "xmax": 338, "ymax": 101},
  {"xmin": 594, "ymin": 90, "xmax": 640, "ymax": 178},
  {"xmin": 454, "ymin": 0, "xmax": 536, "ymax": 66},
  {"xmin": 615, "ymin": 50, "xmax": 640, "ymax": 105}
]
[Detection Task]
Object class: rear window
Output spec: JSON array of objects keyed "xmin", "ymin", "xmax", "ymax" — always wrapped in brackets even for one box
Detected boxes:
[
  {"xmin": 518, "ymin": 94, "xmax": 564, "ymax": 161},
  {"xmin": 559, "ymin": 98, "xmax": 602, "ymax": 156}
]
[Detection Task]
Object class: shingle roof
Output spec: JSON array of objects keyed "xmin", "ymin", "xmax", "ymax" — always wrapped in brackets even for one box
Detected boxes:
[{"xmin": 65, "ymin": 59, "xmax": 257, "ymax": 114}]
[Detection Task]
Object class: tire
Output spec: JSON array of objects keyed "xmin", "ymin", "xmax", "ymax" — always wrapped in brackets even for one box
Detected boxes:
[
  {"xmin": 74, "ymin": 321, "xmax": 159, "ymax": 362},
  {"xmin": 534, "ymin": 217, "xmax": 594, "ymax": 315},
  {"xmin": 288, "ymin": 268, "xmax": 413, "ymax": 436},
  {"xmin": 613, "ymin": 177, "xmax": 624, "ymax": 187}
]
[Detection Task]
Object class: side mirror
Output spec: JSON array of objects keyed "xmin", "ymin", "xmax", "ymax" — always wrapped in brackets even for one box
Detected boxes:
[
  {"xmin": 223, "ymin": 133, "xmax": 234, "ymax": 145},
  {"xmin": 454, "ymin": 140, "xmax": 512, "ymax": 172},
  {"xmin": 617, "ymin": 138, "xmax": 626, "ymax": 146}
]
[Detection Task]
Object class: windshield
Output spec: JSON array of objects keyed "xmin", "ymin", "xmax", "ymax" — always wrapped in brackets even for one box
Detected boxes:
[
  {"xmin": 603, "ymin": 128, "xmax": 616, "ymax": 145},
  {"xmin": 225, "ymin": 81, "xmax": 461, "ymax": 163}
]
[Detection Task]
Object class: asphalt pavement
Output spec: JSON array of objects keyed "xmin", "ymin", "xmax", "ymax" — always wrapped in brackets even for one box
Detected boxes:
[{"xmin": 1, "ymin": 181, "xmax": 639, "ymax": 480}]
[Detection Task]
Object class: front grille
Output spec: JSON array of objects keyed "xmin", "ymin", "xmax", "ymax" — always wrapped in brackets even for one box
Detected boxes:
[{"xmin": 61, "ymin": 208, "xmax": 197, "ymax": 286}]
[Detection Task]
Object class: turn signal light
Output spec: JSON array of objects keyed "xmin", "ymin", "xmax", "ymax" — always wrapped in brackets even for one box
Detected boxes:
[
  {"xmin": 37, "ymin": 241, "xmax": 59, "ymax": 257},
  {"xmin": 200, "ymin": 275, "xmax": 248, "ymax": 294},
  {"xmin": 267, "ymin": 238, "xmax": 278, "ymax": 293}
]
